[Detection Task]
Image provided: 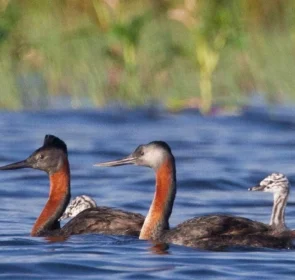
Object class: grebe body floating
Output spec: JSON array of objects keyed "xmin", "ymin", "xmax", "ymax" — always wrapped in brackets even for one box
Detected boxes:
[
  {"xmin": 0, "ymin": 135, "xmax": 144, "ymax": 237},
  {"xmin": 95, "ymin": 141, "xmax": 293, "ymax": 250},
  {"xmin": 249, "ymin": 173, "xmax": 290, "ymax": 233}
]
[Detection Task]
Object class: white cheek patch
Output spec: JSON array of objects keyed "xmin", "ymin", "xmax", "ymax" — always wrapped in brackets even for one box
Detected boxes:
[{"xmin": 143, "ymin": 148, "xmax": 166, "ymax": 169}]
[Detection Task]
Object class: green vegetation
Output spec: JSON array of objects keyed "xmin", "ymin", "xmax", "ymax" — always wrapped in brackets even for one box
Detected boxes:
[{"xmin": 1, "ymin": 0, "xmax": 295, "ymax": 113}]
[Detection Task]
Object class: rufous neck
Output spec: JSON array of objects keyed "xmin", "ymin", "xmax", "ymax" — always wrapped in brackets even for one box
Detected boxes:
[
  {"xmin": 139, "ymin": 156, "xmax": 176, "ymax": 240},
  {"xmin": 31, "ymin": 159, "xmax": 71, "ymax": 236},
  {"xmin": 270, "ymin": 191, "xmax": 288, "ymax": 230}
]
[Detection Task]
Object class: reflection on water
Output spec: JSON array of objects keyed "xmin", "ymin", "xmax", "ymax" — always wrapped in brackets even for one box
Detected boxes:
[
  {"xmin": 1, "ymin": 106, "xmax": 295, "ymax": 279},
  {"xmin": 148, "ymin": 243, "xmax": 170, "ymax": 255}
]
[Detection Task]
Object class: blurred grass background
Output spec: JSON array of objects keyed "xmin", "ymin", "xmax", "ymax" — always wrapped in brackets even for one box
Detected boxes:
[{"xmin": 0, "ymin": 0, "xmax": 295, "ymax": 113}]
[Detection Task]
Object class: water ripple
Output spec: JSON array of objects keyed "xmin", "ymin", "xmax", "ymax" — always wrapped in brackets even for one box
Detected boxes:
[{"xmin": 0, "ymin": 107, "xmax": 295, "ymax": 279}]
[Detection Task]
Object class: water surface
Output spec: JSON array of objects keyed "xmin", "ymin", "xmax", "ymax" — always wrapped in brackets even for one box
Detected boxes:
[{"xmin": 1, "ymin": 106, "xmax": 295, "ymax": 279}]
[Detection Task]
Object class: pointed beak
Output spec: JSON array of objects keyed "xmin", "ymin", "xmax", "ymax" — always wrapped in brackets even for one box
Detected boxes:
[
  {"xmin": 0, "ymin": 159, "xmax": 31, "ymax": 170},
  {"xmin": 248, "ymin": 185, "xmax": 265, "ymax": 192},
  {"xmin": 94, "ymin": 155, "xmax": 137, "ymax": 167}
]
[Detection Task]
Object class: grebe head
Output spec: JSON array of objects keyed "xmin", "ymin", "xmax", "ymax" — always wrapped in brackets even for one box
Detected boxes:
[
  {"xmin": 0, "ymin": 135, "xmax": 68, "ymax": 175},
  {"xmin": 249, "ymin": 173, "xmax": 289, "ymax": 194},
  {"xmin": 59, "ymin": 195, "xmax": 97, "ymax": 220},
  {"xmin": 95, "ymin": 141, "xmax": 173, "ymax": 170}
]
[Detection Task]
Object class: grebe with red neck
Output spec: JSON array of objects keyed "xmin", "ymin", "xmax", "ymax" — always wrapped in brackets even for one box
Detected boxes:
[
  {"xmin": 96, "ymin": 141, "xmax": 174, "ymax": 240},
  {"xmin": 0, "ymin": 135, "xmax": 70, "ymax": 236},
  {"xmin": 0, "ymin": 135, "xmax": 144, "ymax": 237},
  {"xmin": 95, "ymin": 141, "xmax": 293, "ymax": 250}
]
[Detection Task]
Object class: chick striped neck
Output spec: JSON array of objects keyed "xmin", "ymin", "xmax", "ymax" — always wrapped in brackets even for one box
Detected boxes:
[{"xmin": 270, "ymin": 191, "xmax": 289, "ymax": 230}]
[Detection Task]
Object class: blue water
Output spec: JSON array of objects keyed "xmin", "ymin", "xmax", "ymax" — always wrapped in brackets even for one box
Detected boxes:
[{"xmin": 1, "ymin": 106, "xmax": 295, "ymax": 279}]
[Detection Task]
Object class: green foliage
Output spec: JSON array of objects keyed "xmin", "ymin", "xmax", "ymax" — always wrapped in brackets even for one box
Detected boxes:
[
  {"xmin": 0, "ymin": 0, "xmax": 295, "ymax": 113},
  {"xmin": 0, "ymin": 1, "xmax": 20, "ymax": 44},
  {"xmin": 111, "ymin": 13, "xmax": 149, "ymax": 47}
]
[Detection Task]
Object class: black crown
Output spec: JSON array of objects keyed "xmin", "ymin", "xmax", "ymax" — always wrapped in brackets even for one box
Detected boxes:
[{"xmin": 43, "ymin": 135, "xmax": 68, "ymax": 154}]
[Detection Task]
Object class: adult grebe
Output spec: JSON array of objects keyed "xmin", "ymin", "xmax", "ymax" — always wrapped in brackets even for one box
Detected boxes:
[
  {"xmin": 0, "ymin": 135, "xmax": 144, "ymax": 237},
  {"xmin": 249, "ymin": 173, "xmax": 289, "ymax": 232},
  {"xmin": 60, "ymin": 195, "xmax": 97, "ymax": 220},
  {"xmin": 95, "ymin": 141, "xmax": 293, "ymax": 249}
]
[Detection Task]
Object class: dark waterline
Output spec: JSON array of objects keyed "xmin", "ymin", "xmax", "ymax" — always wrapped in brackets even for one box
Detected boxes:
[{"xmin": 1, "ymin": 106, "xmax": 295, "ymax": 279}]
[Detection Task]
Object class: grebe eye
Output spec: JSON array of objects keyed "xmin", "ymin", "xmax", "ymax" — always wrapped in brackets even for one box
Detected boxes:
[
  {"xmin": 39, "ymin": 154, "xmax": 45, "ymax": 160},
  {"xmin": 140, "ymin": 151, "xmax": 144, "ymax": 156}
]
